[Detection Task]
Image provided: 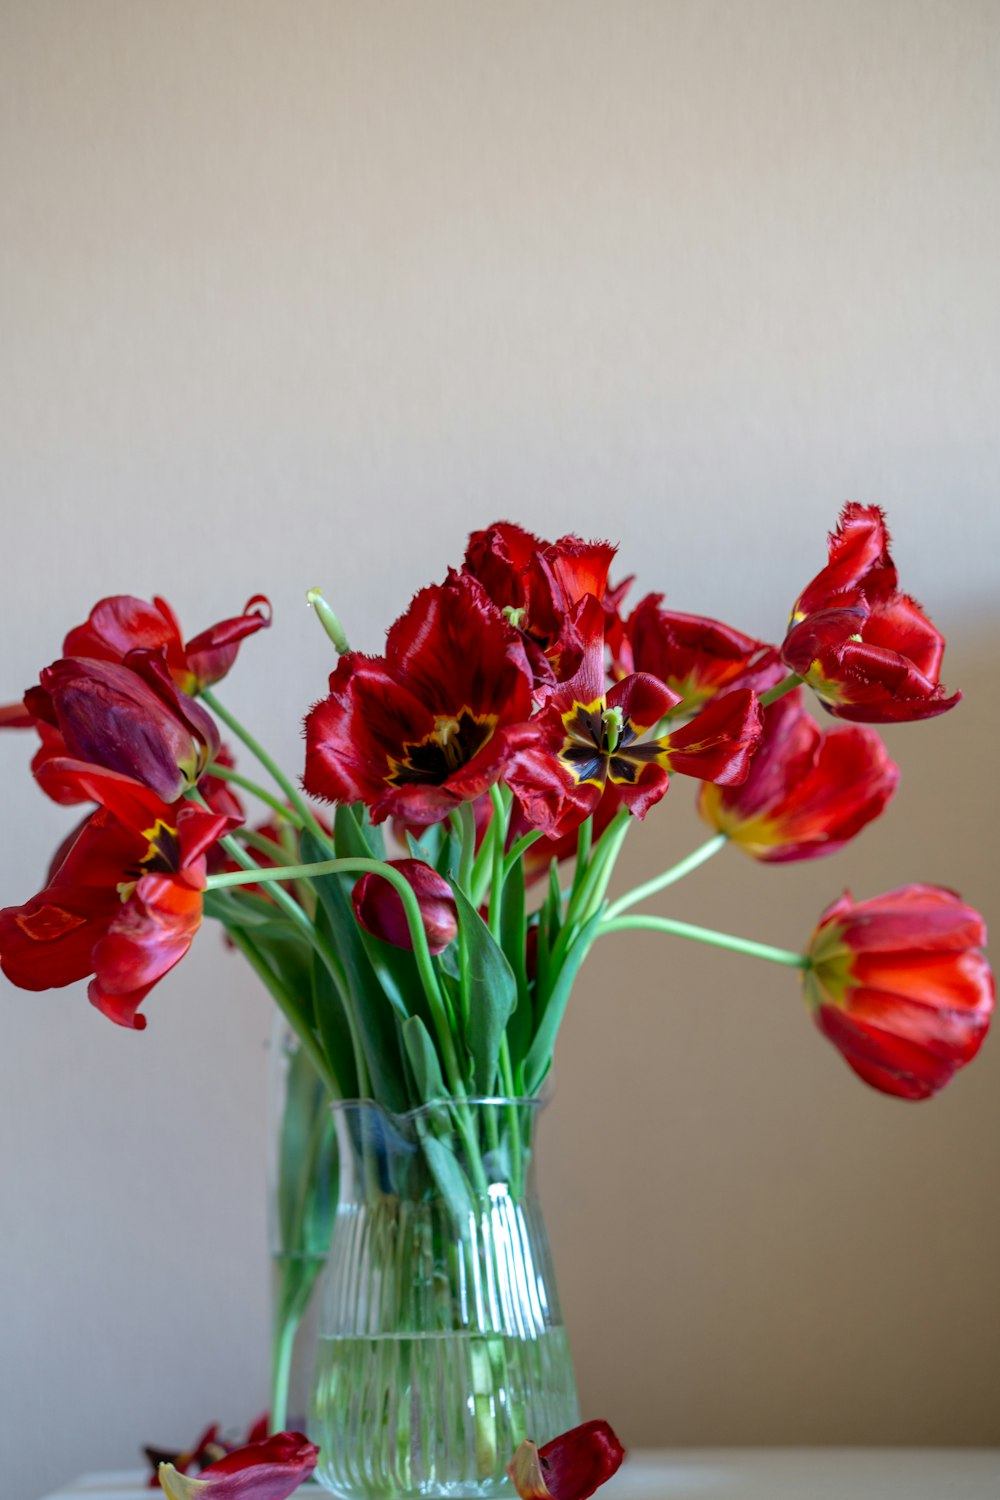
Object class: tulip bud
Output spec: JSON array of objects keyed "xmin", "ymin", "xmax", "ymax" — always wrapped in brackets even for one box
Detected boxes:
[{"xmin": 352, "ymin": 859, "xmax": 458, "ymax": 955}]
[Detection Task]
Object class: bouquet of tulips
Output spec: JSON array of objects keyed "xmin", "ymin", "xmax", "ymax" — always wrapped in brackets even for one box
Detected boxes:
[{"xmin": 1, "ymin": 505, "xmax": 993, "ymax": 1452}]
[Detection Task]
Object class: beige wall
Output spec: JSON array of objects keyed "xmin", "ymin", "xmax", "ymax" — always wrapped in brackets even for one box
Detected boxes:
[{"xmin": 1, "ymin": 5, "xmax": 999, "ymax": 1499}]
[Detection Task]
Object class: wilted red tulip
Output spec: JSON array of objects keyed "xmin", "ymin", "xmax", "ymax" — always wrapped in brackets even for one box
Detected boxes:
[
  {"xmin": 789, "ymin": 502, "xmax": 898, "ymax": 620},
  {"xmin": 698, "ymin": 690, "xmax": 898, "ymax": 861},
  {"xmin": 24, "ymin": 651, "xmax": 220, "ymax": 803},
  {"xmin": 353, "ymin": 859, "xmax": 458, "ymax": 954},
  {"xmin": 158, "ymin": 1431, "xmax": 318, "ymax": 1500},
  {"xmin": 782, "ymin": 505, "xmax": 959, "ymax": 722},
  {"xmin": 62, "ymin": 592, "xmax": 271, "ymax": 694},
  {"xmin": 464, "ymin": 522, "xmax": 620, "ymax": 683},
  {"xmin": 509, "ymin": 597, "xmax": 762, "ymax": 837},
  {"xmin": 507, "ymin": 1420, "xmax": 626, "ymax": 1500},
  {"xmin": 804, "ymin": 885, "xmax": 994, "ymax": 1099},
  {"xmin": 616, "ymin": 593, "xmax": 784, "ymax": 711},
  {"xmin": 0, "ymin": 761, "xmax": 236, "ymax": 1029},
  {"xmin": 304, "ymin": 572, "xmax": 535, "ymax": 823}
]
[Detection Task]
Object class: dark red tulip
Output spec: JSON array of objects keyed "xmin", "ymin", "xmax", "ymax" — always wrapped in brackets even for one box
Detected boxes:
[
  {"xmin": 25, "ymin": 651, "xmax": 220, "ymax": 803},
  {"xmin": 0, "ymin": 761, "xmax": 236, "ymax": 1030},
  {"xmin": 353, "ymin": 859, "xmax": 458, "ymax": 955},
  {"xmin": 158, "ymin": 1431, "xmax": 318, "ymax": 1500},
  {"xmin": 62, "ymin": 592, "xmax": 271, "ymax": 694},
  {"xmin": 804, "ymin": 885, "xmax": 994, "ymax": 1099},
  {"xmin": 617, "ymin": 593, "xmax": 784, "ymax": 711},
  {"xmin": 790, "ymin": 502, "xmax": 898, "ymax": 620},
  {"xmin": 782, "ymin": 505, "xmax": 959, "ymax": 722},
  {"xmin": 507, "ymin": 1420, "xmax": 626, "ymax": 1500},
  {"xmin": 304, "ymin": 572, "xmax": 536, "ymax": 823},
  {"xmin": 464, "ymin": 522, "xmax": 620, "ymax": 683},
  {"xmin": 509, "ymin": 597, "xmax": 763, "ymax": 837},
  {"xmin": 698, "ymin": 690, "xmax": 898, "ymax": 861}
]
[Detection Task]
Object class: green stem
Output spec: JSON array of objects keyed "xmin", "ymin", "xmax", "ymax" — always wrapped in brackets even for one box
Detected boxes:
[
  {"xmin": 200, "ymin": 688, "xmax": 332, "ymax": 846},
  {"xmin": 454, "ymin": 803, "xmax": 478, "ymax": 896},
  {"xmin": 597, "ymin": 913, "xmax": 810, "ymax": 968},
  {"xmin": 502, "ymin": 829, "xmax": 544, "ymax": 878},
  {"xmin": 206, "ymin": 762, "xmax": 301, "ymax": 824},
  {"xmin": 487, "ymin": 784, "xmax": 508, "ymax": 941},
  {"xmin": 603, "ymin": 833, "xmax": 728, "ymax": 921},
  {"xmin": 238, "ymin": 828, "xmax": 297, "ymax": 866},
  {"xmin": 269, "ymin": 1310, "xmax": 297, "ymax": 1436},
  {"xmin": 759, "ymin": 672, "xmax": 803, "ymax": 708}
]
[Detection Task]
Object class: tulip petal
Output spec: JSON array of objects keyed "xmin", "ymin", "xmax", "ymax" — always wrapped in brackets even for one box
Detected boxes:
[
  {"xmin": 508, "ymin": 1420, "xmax": 626, "ymax": 1500},
  {"xmin": 160, "ymin": 1432, "xmax": 318, "ymax": 1500}
]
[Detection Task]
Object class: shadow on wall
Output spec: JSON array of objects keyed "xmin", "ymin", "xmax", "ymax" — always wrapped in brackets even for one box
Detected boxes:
[{"xmin": 540, "ymin": 626, "xmax": 1000, "ymax": 1447}]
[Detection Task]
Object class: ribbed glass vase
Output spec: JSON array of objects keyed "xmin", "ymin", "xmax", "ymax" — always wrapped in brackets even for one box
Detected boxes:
[{"xmin": 310, "ymin": 1096, "xmax": 579, "ymax": 1499}]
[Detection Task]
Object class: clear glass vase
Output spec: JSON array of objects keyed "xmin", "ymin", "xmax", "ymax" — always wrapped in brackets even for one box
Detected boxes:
[
  {"xmin": 310, "ymin": 1096, "xmax": 579, "ymax": 1499},
  {"xmin": 267, "ymin": 1016, "xmax": 338, "ymax": 1433}
]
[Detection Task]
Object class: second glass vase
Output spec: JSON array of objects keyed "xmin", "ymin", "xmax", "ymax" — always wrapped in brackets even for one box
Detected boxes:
[{"xmin": 310, "ymin": 1096, "xmax": 579, "ymax": 1499}]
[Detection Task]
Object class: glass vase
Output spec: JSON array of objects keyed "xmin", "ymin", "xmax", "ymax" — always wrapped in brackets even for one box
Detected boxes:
[
  {"xmin": 310, "ymin": 1096, "xmax": 579, "ymax": 1499},
  {"xmin": 267, "ymin": 1016, "xmax": 338, "ymax": 1432}
]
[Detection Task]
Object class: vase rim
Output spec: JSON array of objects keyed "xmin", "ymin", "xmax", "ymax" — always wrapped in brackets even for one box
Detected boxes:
[{"xmin": 329, "ymin": 1091, "xmax": 549, "ymax": 1125}]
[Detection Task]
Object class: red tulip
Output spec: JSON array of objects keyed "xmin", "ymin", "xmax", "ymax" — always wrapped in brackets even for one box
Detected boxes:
[
  {"xmin": 782, "ymin": 505, "xmax": 959, "ymax": 722},
  {"xmin": 304, "ymin": 572, "xmax": 536, "ymax": 823},
  {"xmin": 157, "ymin": 1431, "xmax": 318, "ymax": 1500},
  {"xmin": 616, "ymin": 593, "xmax": 784, "ymax": 711},
  {"xmin": 508, "ymin": 597, "xmax": 762, "ymax": 837},
  {"xmin": 145, "ymin": 1415, "xmax": 272, "ymax": 1488},
  {"xmin": 789, "ymin": 502, "xmax": 898, "ymax": 620},
  {"xmin": 353, "ymin": 859, "xmax": 458, "ymax": 954},
  {"xmin": 507, "ymin": 1420, "xmax": 626, "ymax": 1500},
  {"xmin": 464, "ymin": 522, "xmax": 620, "ymax": 683},
  {"xmin": 62, "ymin": 592, "xmax": 271, "ymax": 694},
  {"xmin": 804, "ymin": 885, "xmax": 994, "ymax": 1099},
  {"xmin": 25, "ymin": 651, "xmax": 220, "ymax": 803},
  {"xmin": 0, "ymin": 761, "xmax": 236, "ymax": 1029},
  {"xmin": 698, "ymin": 690, "xmax": 898, "ymax": 861}
]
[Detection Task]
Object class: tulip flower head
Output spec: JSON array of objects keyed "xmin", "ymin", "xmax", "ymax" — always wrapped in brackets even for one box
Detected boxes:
[
  {"xmin": 698, "ymin": 690, "xmax": 899, "ymax": 862},
  {"xmin": 353, "ymin": 858, "xmax": 458, "ymax": 955},
  {"xmin": 782, "ymin": 504, "xmax": 960, "ymax": 723},
  {"xmin": 804, "ymin": 885, "xmax": 994, "ymax": 1099}
]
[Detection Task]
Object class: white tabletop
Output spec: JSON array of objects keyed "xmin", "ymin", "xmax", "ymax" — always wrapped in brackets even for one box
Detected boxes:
[{"xmin": 41, "ymin": 1450, "xmax": 1000, "ymax": 1500}]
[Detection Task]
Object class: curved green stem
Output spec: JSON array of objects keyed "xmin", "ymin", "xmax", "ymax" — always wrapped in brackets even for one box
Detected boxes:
[
  {"xmin": 487, "ymin": 784, "xmax": 508, "ymax": 941},
  {"xmin": 201, "ymin": 688, "xmax": 332, "ymax": 846},
  {"xmin": 759, "ymin": 672, "xmax": 803, "ymax": 708},
  {"xmin": 503, "ymin": 829, "xmax": 544, "ymax": 878},
  {"xmin": 206, "ymin": 762, "xmax": 301, "ymax": 824},
  {"xmin": 603, "ymin": 833, "xmax": 728, "ymax": 921},
  {"xmin": 210, "ymin": 856, "xmax": 466, "ymax": 1099},
  {"xmin": 597, "ymin": 913, "xmax": 810, "ymax": 968}
]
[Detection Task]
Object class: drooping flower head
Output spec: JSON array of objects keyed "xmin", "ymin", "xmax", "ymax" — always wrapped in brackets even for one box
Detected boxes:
[
  {"xmin": 464, "ymin": 523, "xmax": 621, "ymax": 683},
  {"xmin": 507, "ymin": 1420, "xmax": 626, "ymax": 1500},
  {"xmin": 304, "ymin": 572, "xmax": 535, "ymax": 824},
  {"xmin": 782, "ymin": 505, "xmax": 959, "ymax": 722},
  {"xmin": 698, "ymin": 689, "xmax": 899, "ymax": 862},
  {"xmin": 61, "ymin": 593, "xmax": 271, "ymax": 694},
  {"xmin": 0, "ymin": 761, "xmax": 237, "ymax": 1029},
  {"xmin": 615, "ymin": 593, "xmax": 784, "ymax": 712},
  {"xmin": 507, "ymin": 596, "xmax": 763, "ymax": 837},
  {"xmin": 804, "ymin": 885, "xmax": 993, "ymax": 1099},
  {"xmin": 23, "ymin": 651, "xmax": 221, "ymax": 804}
]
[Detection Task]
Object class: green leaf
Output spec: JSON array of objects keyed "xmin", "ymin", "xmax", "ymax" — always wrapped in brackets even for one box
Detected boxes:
[
  {"xmin": 452, "ymin": 884, "xmax": 516, "ymax": 1095},
  {"xmin": 401, "ymin": 1015, "xmax": 447, "ymax": 1103},
  {"xmin": 500, "ymin": 856, "xmax": 533, "ymax": 1072},
  {"xmin": 416, "ymin": 1122, "xmax": 475, "ymax": 1223},
  {"xmin": 277, "ymin": 1040, "xmax": 339, "ymax": 1256},
  {"xmin": 304, "ymin": 830, "xmax": 409, "ymax": 1112},
  {"xmin": 310, "ymin": 922, "xmax": 359, "ymax": 1100},
  {"xmin": 522, "ymin": 911, "xmax": 602, "ymax": 1094}
]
